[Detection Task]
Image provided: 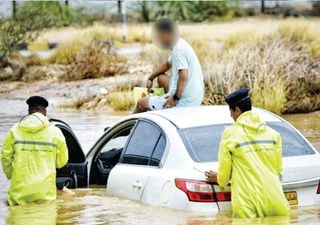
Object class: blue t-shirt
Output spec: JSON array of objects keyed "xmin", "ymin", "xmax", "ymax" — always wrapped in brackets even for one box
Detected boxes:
[{"xmin": 168, "ymin": 38, "xmax": 204, "ymax": 107}]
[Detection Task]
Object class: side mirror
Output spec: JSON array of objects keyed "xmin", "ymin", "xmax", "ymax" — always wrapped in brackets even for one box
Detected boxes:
[{"xmin": 104, "ymin": 127, "xmax": 110, "ymax": 132}]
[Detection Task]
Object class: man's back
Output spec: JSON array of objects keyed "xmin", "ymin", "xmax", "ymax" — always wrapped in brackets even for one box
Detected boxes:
[
  {"xmin": 168, "ymin": 38, "xmax": 204, "ymax": 106},
  {"xmin": 218, "ymin": 111, "xmax": 290, "ymax": 218},
  {"xmin": 1, "ymin": 113, "xmax": 68, "ymax": 205}
]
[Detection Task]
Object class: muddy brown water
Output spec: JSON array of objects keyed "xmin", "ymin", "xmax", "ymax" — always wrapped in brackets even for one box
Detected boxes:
[{"xmin": 0, "ymin": 100, "xmax": 319, "ymax": 225}]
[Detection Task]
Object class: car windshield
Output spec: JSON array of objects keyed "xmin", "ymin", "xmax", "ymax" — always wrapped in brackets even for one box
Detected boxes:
[{"xmin": 179, "ymin": 122, "xmax": 315, "ymax": 163}]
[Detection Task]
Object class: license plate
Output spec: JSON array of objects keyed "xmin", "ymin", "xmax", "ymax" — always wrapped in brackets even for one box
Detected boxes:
[{"xmin": 284, "ymin": 191, "xmax": 298, "ymax": 205}]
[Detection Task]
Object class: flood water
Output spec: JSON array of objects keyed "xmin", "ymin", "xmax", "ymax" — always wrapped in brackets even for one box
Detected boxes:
[{"xmin": 0, "ymin": 99, "xmax": 319, "ymax": 225}]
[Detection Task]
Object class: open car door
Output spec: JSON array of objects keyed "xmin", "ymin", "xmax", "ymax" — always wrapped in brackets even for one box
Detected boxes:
[{"xmin": 50, "ymin": 119, "xmax": 88, "ymax": 188}]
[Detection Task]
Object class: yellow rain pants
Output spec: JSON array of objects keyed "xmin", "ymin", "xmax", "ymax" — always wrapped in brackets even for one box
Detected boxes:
[{"xmin": 217, "ymin": 111, "xmax": 290, "ymax": 218}]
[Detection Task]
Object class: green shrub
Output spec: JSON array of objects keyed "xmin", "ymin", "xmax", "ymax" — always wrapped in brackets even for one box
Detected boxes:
[
  {"xmin": 137, "ymin": 0, "xmax": 246, "ymax": 22},
  {"xmin": 17, "ymin": 2, "xmax": 101, "ymax": 27}
]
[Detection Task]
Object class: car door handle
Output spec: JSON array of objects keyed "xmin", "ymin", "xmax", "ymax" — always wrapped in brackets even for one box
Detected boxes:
[{"xmin": 132, "ymin": 181, "xmax": 143, "ymax": 189}]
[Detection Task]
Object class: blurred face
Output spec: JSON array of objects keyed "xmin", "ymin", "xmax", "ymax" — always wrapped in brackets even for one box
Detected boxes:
[
  {"xmin": 154, "ymin": 30, "xmax": 177, "ymax": 49},
  {"xmin": 230, "ymin": 107, "xmax": 242, "ymax": 121}
]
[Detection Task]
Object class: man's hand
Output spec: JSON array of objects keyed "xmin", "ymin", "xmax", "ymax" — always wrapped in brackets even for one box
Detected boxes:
[
  {"xmin": 147, "ymin": 78, "xmax": 153, "ymax": 90},
  {"xmin": 163, "ymin": 96, "xmax": 177, "ymax": 109},
  {"xmin": 60, "ymin": 186, "xmax": 75, "ymax": 197},
  {"xmin": 205, "ymin": 170, "xmax": 218, "ymax": 183}
]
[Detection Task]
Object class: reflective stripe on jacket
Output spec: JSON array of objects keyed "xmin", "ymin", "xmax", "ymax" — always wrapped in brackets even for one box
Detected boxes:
[
  {"xmin": 1, "ymin": 113, "xmax": 68, "ymax": 206},
  {"xmin": 217, "ymin": 111, "xmax": 290, "ymax": 218}
]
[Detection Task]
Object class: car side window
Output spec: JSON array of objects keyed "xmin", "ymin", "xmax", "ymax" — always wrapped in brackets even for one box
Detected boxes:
[
  {"xmin": 149, "ymin": 135, "xmax": 166, "ymax": 166},
  {"xmin": 100, "ymin": 130, "xmax": 131, "ymax": 154},
  {"xmin": 122, "ymin": 120, "xmax": 166, "ymax": 166}
]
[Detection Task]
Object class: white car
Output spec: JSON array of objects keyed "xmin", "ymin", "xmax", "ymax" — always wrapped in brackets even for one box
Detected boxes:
[{"xmin": 52, "ymin": 106, "xmax": 320, "ymax": 212}]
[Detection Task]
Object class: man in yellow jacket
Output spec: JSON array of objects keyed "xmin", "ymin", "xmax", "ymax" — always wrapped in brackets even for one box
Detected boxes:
[
  {"xmin": 206, "ymin": 88, "xmax": 290, "ymax": 218},
  {"xmin": 1, "ymin": 96, "xmax": 68, "ymax": 206}
]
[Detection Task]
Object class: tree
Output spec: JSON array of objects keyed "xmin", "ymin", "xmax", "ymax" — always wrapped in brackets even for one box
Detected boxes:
[
  {"xmin": 0, "ymin": 3, "xmax": 57, "ymax": 61},
  {"xmin": 312, "ymin": 1, "xmax": 320, "ymax": 16},
  {"xmin": 117, "ymin": 1, "xmax": 122, "ymax": 14},
  {"xmin": 137, "ymin": 0, "xmax": 245, "ymax": 22},
  {"xmin": 12, "ymin": 1, "xmax": 17, "ymax": 19},
  {"xmin": 138, "ymin": 1, "xmax": 151, "ymax": 22},
  {"xmin": 261, "ymin": 0, "xmax": 265, "ymax": 13}
]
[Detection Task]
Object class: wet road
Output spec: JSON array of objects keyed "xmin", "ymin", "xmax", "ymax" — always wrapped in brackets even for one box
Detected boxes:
[{"xmin": 0, "ymin": 99, "xmax": 319, "ymax": 225}]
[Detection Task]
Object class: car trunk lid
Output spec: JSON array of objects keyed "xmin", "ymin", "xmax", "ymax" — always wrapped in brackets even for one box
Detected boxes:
[{"xmin": 282, "ymin": 155, "xmax": 320, "ymax": 183}]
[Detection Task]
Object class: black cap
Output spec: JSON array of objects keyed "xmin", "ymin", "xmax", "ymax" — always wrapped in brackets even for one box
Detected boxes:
[
  {"xmin": 225, "ymin": 88, "xmax": 250, "ymax": 107},
  {"xmin": 26, "ymin": 96, "xmax": 49, "ymax": 108}
]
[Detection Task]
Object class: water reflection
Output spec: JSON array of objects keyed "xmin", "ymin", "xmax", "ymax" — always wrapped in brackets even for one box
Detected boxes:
[
  {"xmin": 55, "ymin": 189, "xmax": 200, "ymax": 225},
  {"xmin": 6, "ymin": 202, "xmax": 57, "ymax": 225},
  {"xmin": 282, "ymin": 111, "xmax": 320, "ymax": 151}
]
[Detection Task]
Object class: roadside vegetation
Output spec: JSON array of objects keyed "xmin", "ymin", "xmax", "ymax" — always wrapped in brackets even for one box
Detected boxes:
[
  {"xmin": 0, "ymin": 1, "xmax": 319, "ymax": 114},
  {"xmin": 53, "ymin": 41, "xmax": 128, "ymax": 81}
]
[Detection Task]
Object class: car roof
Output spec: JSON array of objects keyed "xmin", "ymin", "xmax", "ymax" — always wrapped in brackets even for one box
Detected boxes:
[{"xmin": 148, "ymin": 105, "xmax": 282, "ymax": 129}]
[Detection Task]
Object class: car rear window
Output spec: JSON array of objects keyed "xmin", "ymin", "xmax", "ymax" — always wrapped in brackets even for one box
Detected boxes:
[{"xmin": 179, "ymin": 122, "xmax": 315, "ymax": 163}]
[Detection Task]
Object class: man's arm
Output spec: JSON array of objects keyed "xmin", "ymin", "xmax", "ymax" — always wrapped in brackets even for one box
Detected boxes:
[
  {"xmin": 163, "ymin": 50, "xmax": 189, "ymax": 108},
  {"xmin": 1, "ymin": 131, "xmax": 15, "ymax": 179},
  {"xmin": 205, "ymin": 131, "xmax": 232, "ymax": 186},
  {"xmin": 163, "ymin": 69, "xmax": 188, "ymax": 108},
  {"xmin": 147, "ymin": 60, "xmax": 171, "ymax": 88},
  {"xmin": 175, "ymin": 69, "xmax": 188, "ymax": 99},
  {"xmin": 217, "ymin": 130, "xmax": 232, "ymax": 187},
  {"xmin": 55, "ymin": 130, "xmax": 68, "ymax": 169}
]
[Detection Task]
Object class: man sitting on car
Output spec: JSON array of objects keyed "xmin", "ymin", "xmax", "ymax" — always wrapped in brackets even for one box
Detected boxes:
[{"xmin": 134, "ymin": 18, "xmax": 204, "ymax": 112}]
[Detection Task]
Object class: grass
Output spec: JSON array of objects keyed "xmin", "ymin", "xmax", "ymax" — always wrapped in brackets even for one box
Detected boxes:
[
  {"xmin": 202, "ymin": 19, "xmax": 320, "ymax": 114},
  {"xmin": 105, "ymin": 78, "xmax": 144, "ymax": 111},
  {"xmin": 184, "ymin": 36, "xmax": 218, "ymax": 65},
  {"xmin": 56, "ymin": 41, "xmax": 128, "ymax": 81},
  {"xmin": 10, "ymin": 52, "xmax": 47, "ymax": 67},
  {"xmin": 140, "ymin": 44, "xmax": 169, "ymax": 66},
  {"xmin": 106, "ymin": 90, "xmax": 135, "ymax": 111},
  {"xmin": 49, "ymin": 41, "xmax": 83, "ymax": 65},
  {"xmin": 47, "ymin": 23, "xmax": 151, "ymax": 47},
  {"xmin": 85, "ymin": 24, "xmax": 151, "ymax": 44},
  {"xmin": 60, "ymin": 76, "xmax": 143, "ymax": 111},
  {"xmin": 49, "ymin": 23, "xmax": 152, "ymax": 66},
  {"xmin": 278, "ymin": 20, "xmax": 320, "ymax": 59},
  {"xmin": 59, "ymin": 95, "xmax": 97, "ymax": 109}
]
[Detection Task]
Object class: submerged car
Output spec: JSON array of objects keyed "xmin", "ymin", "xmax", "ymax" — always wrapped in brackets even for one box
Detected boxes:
[{"xmin": 52, "ymin": 106, "xmax": 320, "ymax": 212}]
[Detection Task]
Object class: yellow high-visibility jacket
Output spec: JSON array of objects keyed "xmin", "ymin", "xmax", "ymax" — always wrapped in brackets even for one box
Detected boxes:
[
  {"xmin": 1, "ymin": 113, "xmax": 68, "ymax": 206},
  {"xmin": 217, "ymin": 111, "xmax": 290, "ymax": 218}
]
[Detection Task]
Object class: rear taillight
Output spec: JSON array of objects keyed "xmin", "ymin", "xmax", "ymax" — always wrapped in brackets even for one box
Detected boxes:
[
  {"xmin": 175, "ymin": 178, "xmax": 215, "ymax": 202},
  {"xmin": 317, "ymin": 180, "xmax": 320, "ymax": 194},
  {"xmin": 216, "ymin": 191, "xmax": 231, "ymax": 202}
]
